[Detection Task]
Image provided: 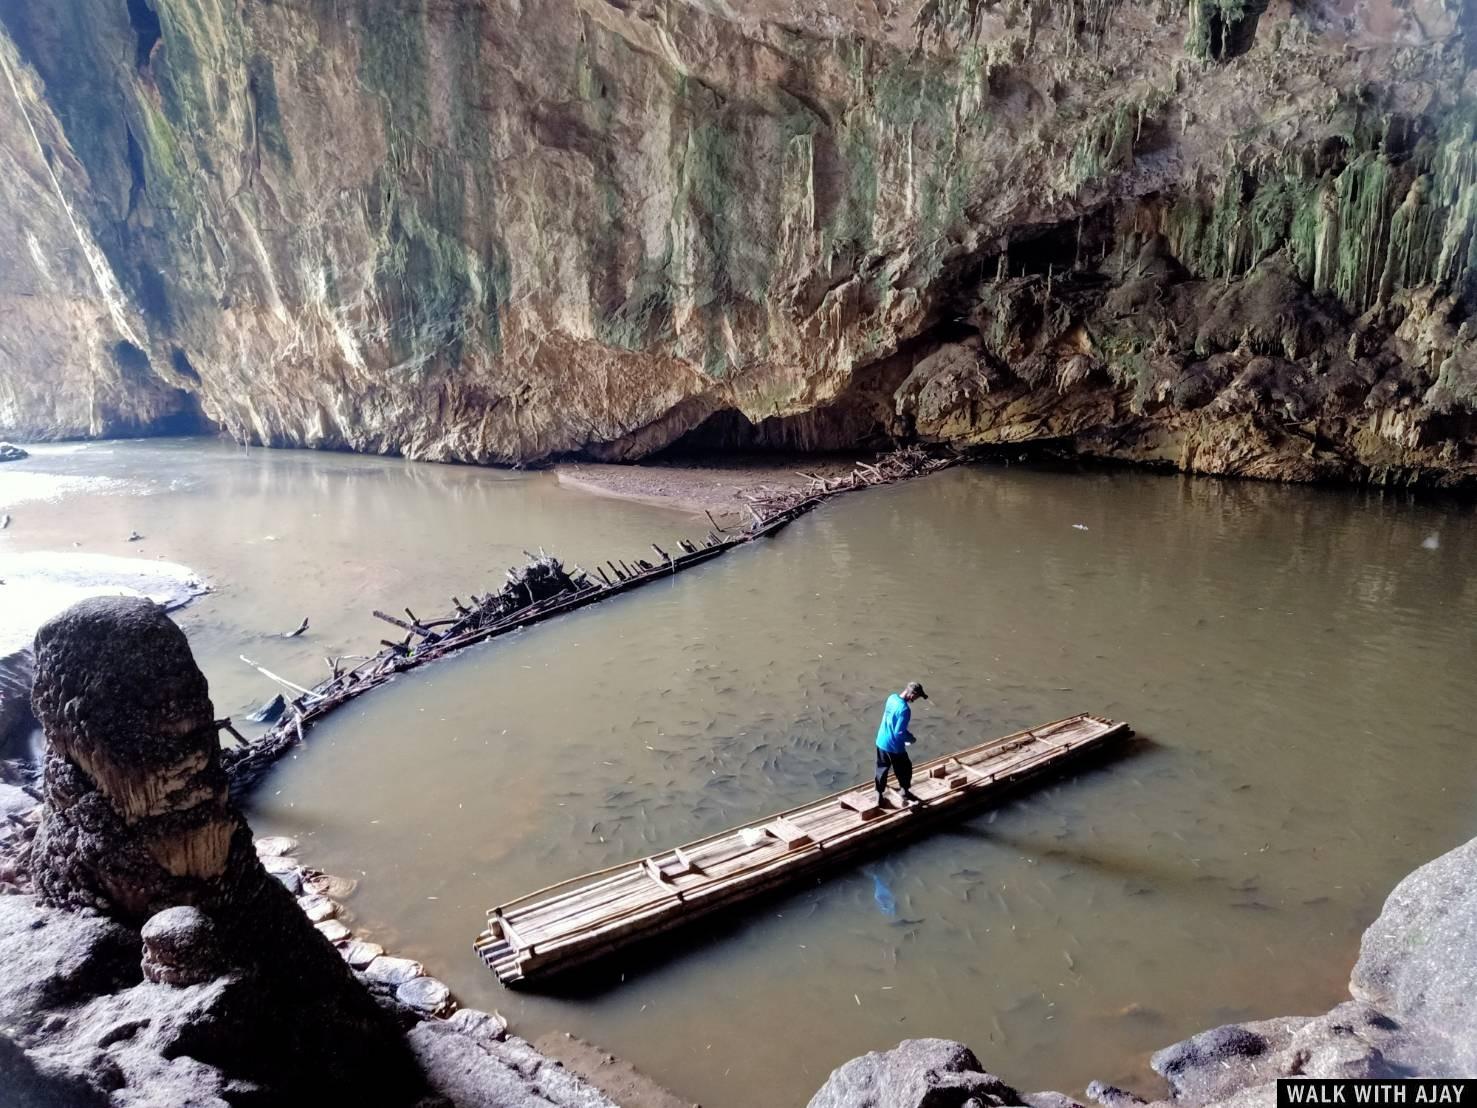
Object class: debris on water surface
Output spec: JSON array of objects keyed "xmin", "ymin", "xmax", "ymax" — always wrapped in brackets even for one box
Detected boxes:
[
  {"xmin": 247, "ymin": 694, "xmax": 287, "ymax": 724},
  {"xmin": 1422, "ymin": 533, "xmax": 1440, "ymax": 550},
  {"xmin": 1072, "ymin": 523, "xmax": 1089, "ymax": 530},
  {"xmin": 870, "ymin": 872, "xmax": 897, "ymax": 916}
]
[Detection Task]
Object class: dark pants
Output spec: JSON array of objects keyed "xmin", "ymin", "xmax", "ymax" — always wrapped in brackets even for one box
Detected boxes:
[{"xmin": 875, "ymin": 748, "xmax": 913, "ymax": 797}]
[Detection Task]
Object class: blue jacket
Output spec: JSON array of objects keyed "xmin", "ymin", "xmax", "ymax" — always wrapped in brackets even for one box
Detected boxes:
[{"xmin": 875, "ymin": 693, "xmax": 915, "ymax": 754}]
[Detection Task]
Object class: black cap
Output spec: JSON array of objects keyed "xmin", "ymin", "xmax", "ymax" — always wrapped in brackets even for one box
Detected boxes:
[{"xmin": 904, "ymin": 681, "xmax": 928, "ymax": 700}]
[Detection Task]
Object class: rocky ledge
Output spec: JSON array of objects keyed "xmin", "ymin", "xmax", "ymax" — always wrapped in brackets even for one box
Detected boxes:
[{"xmin": 811, "ymin": 833, "xmax": 1477, "ymax": 1108}]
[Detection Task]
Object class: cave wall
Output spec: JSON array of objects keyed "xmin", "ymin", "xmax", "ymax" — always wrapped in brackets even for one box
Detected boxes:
[{"xmin": 0, "ymin": 0, "xmax": 1472, "ymax": 481}]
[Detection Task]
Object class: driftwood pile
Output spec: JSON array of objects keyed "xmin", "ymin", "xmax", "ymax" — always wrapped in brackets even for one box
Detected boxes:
[
  {"xmin": 223, "ymin": 446, "xmax": 955, "ymax": 798},
  {"xmin": 757, "ymin": 444, "xmax": 949, "ymax": 516}
]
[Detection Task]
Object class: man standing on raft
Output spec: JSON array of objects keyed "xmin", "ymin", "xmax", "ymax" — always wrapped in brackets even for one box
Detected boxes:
[{"xmin": 875, "ymin": 681, "xmax": 927, "ymax": 805}]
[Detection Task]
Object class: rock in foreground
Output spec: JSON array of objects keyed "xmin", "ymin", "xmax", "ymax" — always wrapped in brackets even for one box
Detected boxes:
[
  {"xmin": 808, "ymin": 1037, "xmax": 1071, "ymax": 1108},
  {"xmin": 811, "ymin": 833, "xmax": 1477, "ymax": 1108},
  {"xmin": 1, "ymin": 595, "xmax": 660, "ymax": 1108}
]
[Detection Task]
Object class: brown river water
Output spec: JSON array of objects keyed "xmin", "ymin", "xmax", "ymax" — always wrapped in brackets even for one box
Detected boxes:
[{"xmin": 4, "ymin": 439, "xmax": 1476, "ymax": 1106}]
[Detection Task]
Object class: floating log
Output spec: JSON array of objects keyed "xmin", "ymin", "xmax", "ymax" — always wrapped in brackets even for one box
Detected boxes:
[{"xmin": 475, "ymin": 714, "xmax": 1130, "ymax": 987}]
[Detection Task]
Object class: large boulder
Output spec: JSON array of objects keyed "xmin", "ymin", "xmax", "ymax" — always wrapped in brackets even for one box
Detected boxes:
[
  {"xmin": 1351, "ymin": 835, "xmax": 1477, "ymax": 1075},
  {"xmin": 0, "ymin": 1032, "xmax": 108, "ymax": 1108},
  {"xmin": 807, "ymin": 1038, "xmax": 1024, "ymax": 1108},
  {"xmin": 408, "ymin": 1021, "xmax": 618, "ymax": 1108},
  {"xmin": 0, "ymin": 443, "xmax": 27, "ymax": 462},
  {"xmin": 0, "ymin": 895, "xmax": 138, "ymax": 1027},
  {"xmin": 17, "ymin": 596, "xmax": 422, "ymax": 1106},
  {"xmin": 1145, "ymin": 1004, "xmax": 1403, "ymax": 1107}
]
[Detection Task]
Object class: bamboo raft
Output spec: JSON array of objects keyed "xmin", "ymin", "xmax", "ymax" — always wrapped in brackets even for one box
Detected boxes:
[{"xmin": 475, "ymin": 713, "xmax": 1131, "ymax": 987}]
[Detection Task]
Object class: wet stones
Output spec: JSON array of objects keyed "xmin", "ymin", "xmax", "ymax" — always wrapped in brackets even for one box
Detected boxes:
[
  {"xmin": 339, "ymin": 940, "xmax": 384, "ymax": 968},
  {"xmin": 364, "ymin": 956, "xmax": 425, "ymax": 986},
  {"xmin": 304, "ymin": 871, "xmax": 358, "ymax": 898},
  {"xmin": 446, "ymin": 1007, "xmax": 508, "ymax": 1042},
  {"xmin": 315, "ymin": 919, "xmax": 351, "ymax": 943},
  {"xmin": 140, "ymin": 906, "xmax": 224, "ymax": 987},
  {"xmin": 397, "ymin": 976, "xmax": 452, "ymax": 1016},
  {"xmin": 297, "ymin": 893, "xmax": 341, "ymax": 922},
  {"xmin": 253, "ymin": 836, "xmax": 298, "ymax": 857},
  {"xmin": 0, "ymin": 443, "xmax": 27, "ymax": 462}
]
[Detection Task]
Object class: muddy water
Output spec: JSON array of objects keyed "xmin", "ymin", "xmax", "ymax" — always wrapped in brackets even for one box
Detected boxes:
[
  {"xmin": 0, "ymin": 439, "xmax": 702, "ymax": 722},
  {"xmin": 243, "ymin": 465, "xmax": 1477, "ymax": 1106},
  {"xmin": 6, "ymin": 442, "xmax": 1476, "ymax": 1107}
]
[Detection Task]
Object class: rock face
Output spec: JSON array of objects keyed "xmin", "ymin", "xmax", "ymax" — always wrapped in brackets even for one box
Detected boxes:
[
  {"xmin": 409, "ymin": 1022, "xmax": 622, "ymax": 1108},
  {"xmin": 0, "ymin": 0, "xmax": 1472, "ymax": 483},
  {"xmin": 1349, "ymin": 833, "xmax": 1477, "ymax": 1076},
  {"xmin": 812, "ymin": 833, "xmax": 1477, "ymax": 1108},
  {"xmin": 808, "ymin": 1037, "xmax": 1033, "ymax": 1108},
  {"xmin": 0, "ymin": 647, "xmax": 36, "ymax": 759},
  {"xmin": 17, "ymin": 595, "xmax": 422, "ymax": 1106}
]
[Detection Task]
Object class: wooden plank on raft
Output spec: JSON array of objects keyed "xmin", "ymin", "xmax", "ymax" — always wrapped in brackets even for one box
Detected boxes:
[
  {"xmin": 838, "ymin": 791, "xmax": 882, "ymax": 820},
  {"xmin": 475, "ymin": 714, "xmax": 1132, "ymax": 987},
  {"xmin": 765, "ymin": 816, "xmax": 812, "ymax": 848}
]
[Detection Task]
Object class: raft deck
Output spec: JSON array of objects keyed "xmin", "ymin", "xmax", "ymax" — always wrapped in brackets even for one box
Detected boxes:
[{"xmin": 475, "ymin": 713, "xmax": 1131, "ymax": 987}]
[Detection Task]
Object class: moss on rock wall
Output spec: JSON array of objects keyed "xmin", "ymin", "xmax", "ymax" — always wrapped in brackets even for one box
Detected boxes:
[{"xmin": 0, "ymin": 0, "xmax": 1471, "ymax": 481}]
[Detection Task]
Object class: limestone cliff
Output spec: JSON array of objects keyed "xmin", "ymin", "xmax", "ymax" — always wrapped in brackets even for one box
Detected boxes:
[{"xmin": 0, "ymin": 0, "xmax": 1472, "ymax": 482}]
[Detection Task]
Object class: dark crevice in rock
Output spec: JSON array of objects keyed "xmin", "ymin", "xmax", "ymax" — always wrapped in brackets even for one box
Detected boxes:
[
  {"xmin": 170, "ymin": 347, "xmax": 200, "ymax": 382},
  {"xmin": 123, "ymin": 127, "xmax": 147, "ymax": 220},
  {"xmin": 134, "ymin": 264, "xmax": 173, "ymax": 330},
  {"xmin": 110, "ymin": 340, "xmax": 152, "ymax": 383},
  {"xmin": 124, "ymin": 0, "xmax": 162, "ymax": 71}
]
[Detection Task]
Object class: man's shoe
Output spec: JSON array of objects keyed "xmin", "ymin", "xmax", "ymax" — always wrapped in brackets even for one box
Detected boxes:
[{"xmin": 901, "ymin": 791, "xmax": 922, "ymax": 805}]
